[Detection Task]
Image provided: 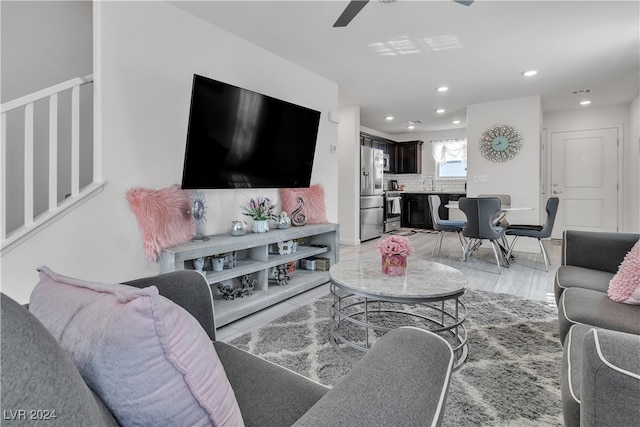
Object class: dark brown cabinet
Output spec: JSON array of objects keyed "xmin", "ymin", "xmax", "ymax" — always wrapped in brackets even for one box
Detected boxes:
[
  {"xmin": 401, "ymin": 194, "xmax": 430, "ymax": 229},
  {"xmin": 396, "ymin": 140, "xmax": 423, "ymax": 174},
  {"xmin": 360, "ymin": 134, "xmax": 423, "ymax": 175},
  {"xmin": 401, "ymin": 193, "xmax": 458, "ymax": 230},
  {"xmin": 360, "ymin": 132, "xmax": 396, "ymax": 173}
]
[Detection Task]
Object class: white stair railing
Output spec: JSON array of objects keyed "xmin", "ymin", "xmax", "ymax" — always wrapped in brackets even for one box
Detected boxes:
[{"xmin": 1, "ymin": 74, "xmax": 104, "ymax": 254}]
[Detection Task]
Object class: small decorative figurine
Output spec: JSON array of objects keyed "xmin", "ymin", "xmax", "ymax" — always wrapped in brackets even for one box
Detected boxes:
[{"xmin": 276, "ymin": 211, "xmax": 292, "ymax": 229}]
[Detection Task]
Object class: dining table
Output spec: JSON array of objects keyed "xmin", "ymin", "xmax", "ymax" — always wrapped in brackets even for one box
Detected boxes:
[{"xmin": 444, "ymin": 202, "xmax": 535, "ymax": 267}]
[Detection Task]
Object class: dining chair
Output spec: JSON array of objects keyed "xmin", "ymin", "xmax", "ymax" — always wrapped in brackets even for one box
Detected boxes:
[
  {"xmin": 428, "ymin": 195, "xmax": 466, "ymax": 257},
  {"xmin": 478, "ymin": 194, "xmax": 511, "ymax": 207},
  {"xmin": 505, "ymin": 197, "xmax": 560, "ymax": 271},
  {"xmin": 458, "ymin": 197, "xmax": 508, "ymax": 273},
  {"xmin": 478, "ymin": 193, "xmax": 511, "ymax": 245}
]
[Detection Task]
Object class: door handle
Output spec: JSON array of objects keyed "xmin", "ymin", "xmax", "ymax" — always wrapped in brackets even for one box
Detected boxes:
[{"xmin": 553, "ymin": 190, "xmax": 562, "ymax": 194}]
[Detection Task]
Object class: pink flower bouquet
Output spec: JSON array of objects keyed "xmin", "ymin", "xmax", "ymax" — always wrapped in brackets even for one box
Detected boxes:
[
  {"xmin": 377, "ymin": 235, "xmax": 413, "ymax": 275},
  {"xmin": 377, "ymin": 235, "xmax": 414, "ymax": 257}
]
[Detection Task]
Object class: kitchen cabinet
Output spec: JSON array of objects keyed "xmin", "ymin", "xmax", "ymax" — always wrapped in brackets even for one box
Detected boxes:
[
  {"xmin": 396, "ymin": 140, "xmax": 423, "ymax": 174},
  {"xmin": 401, "ymin": 193, "xmax": 464, "ymax": 229},
  {"xmin": 401, "ymin": 194, "xmax": 430, "ymax": 229},
  {"xmin": 360, "ymin": 132, "xmax": 396, "ymax": 173}
]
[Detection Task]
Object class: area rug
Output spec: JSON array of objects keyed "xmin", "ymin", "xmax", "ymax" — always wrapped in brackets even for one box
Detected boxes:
[{"xmin": 229, "ymin": 289, "xmax": 564, "ymax": 427}]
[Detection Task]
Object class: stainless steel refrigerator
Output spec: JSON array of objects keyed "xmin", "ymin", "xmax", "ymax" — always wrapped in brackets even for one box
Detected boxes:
[{"xmin": 360, "ymin": 146, "xmax": 384, "ymax": 241}]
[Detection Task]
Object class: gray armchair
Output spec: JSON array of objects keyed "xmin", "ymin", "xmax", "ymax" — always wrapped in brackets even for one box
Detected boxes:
[{"xmin": 1, "ymin": 270, "xmax": 455, "ymax": 427}]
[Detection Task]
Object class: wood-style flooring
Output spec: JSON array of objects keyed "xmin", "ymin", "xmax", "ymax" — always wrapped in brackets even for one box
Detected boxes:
[{"xmin": 217, "ymin": 229, "xmax": 561, "ymax": 342}]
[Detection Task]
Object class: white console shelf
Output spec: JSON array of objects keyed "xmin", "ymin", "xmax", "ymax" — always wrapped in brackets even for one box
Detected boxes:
[{"xmin": 159, "ymin": 223, "xmax": 339, "ymax": 328}]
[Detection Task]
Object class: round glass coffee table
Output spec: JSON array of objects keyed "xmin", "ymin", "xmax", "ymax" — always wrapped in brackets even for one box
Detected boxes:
[{"xmin": 329, "ymin": 257, "xmax": 468, "ymax": 369}]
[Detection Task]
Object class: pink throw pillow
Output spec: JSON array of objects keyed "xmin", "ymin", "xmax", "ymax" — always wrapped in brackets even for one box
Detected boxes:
[
  {"xmin": 607, "ymin": 239, "xmax": 640, "ymax": 305},
  {"xmin": 126, "ymin": 185, "xmax": 195, "ymax": 261},
  {"xmin": 29, "ymin": 266, "xmax": 244, "ymax": 427},
  {"xmin": 279, "ymin": 184, "xmax": 328, "ymax": 224}
]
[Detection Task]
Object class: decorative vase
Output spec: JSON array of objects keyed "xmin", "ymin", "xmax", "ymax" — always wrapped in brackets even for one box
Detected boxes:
[
  {"xmin": 253, "ymin": 219, "xmax": 269, "ymax": 233},
  {"xmin": 276, "ymin": 212, "xmax": 292, "ymax": 229},
  {"xmin": 193, "ymin": 257, "xmax": 205, "ymax": 272},
  {"xmin": 211, "ymin": 257, "xmax": 224, "ymax": 272},
  {"xmin": 230, "ymin": 220, "xmax": 248, "ymax": 236},
  {"xmin": 381, "ymin": 254, "xmax": 407, "ymax": 276}
]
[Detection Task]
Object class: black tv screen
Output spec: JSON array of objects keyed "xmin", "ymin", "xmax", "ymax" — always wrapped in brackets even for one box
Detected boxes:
[{"xmin": 181, "ymin": 74, "xmax": 321, "ymax": 189}]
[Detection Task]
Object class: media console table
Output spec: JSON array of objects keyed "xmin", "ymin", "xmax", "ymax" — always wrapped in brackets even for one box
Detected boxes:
[{"xmin": 159, "ymin": 223, "xmax": 339, "ymax": 330}]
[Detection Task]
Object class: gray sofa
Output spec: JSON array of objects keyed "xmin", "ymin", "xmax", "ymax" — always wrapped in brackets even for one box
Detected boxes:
[
  {"xmin": 554, "ymin": 230, "xmax": 640, "ymax": 427},
  {"xmin": 1, "ymin": 270, "xmax": 454, "ymax": 427}
]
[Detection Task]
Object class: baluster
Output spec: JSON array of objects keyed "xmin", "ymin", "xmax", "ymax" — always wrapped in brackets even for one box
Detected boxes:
[
  {"xmin": 1, "ymin": 113, "xmax": 6, "ymax": 240},
  {"xmin": 71, "ymin": 86, "xmax": 80, "ymax": 196},
  {"xmin": 49, "ymin": 94, "xmax": 58, "ymax": 211},
  {"xmin": 24, "ymin": 103, "xmax": 34, "ymax": 227}
]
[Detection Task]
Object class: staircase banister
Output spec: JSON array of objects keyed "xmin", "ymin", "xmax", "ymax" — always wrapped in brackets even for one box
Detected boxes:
[{"xmin": 1, "ymin": 74, "xmax": 93, "ymax": 114}]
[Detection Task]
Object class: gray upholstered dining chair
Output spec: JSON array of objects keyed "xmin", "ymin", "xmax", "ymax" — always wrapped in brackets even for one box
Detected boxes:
[
  {"xmin": 478, "ymin": 194, "xmax": 511, "ymax": 207},
  {"xmin": 505, "ymin": 197, "xmax": 559, "ymax": 271},
  {"xmin": 478, "ymin": 193, "xmax": 511, "ymax": 245},
  {"xmin": 458, "ymin": 197, "xmax": 508, "ymax": 273},
  {"xmin": 428, "ymin": 195, "xmax": 466, "ymax": 257}
]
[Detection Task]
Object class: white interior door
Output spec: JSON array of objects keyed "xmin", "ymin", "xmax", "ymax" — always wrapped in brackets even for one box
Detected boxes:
[{"xmin": 550, "ymin": 128, "xmax": 618, "ymax": 238}]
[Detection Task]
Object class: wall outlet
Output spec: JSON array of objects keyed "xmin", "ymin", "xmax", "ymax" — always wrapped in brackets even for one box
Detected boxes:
[{"xmin": 473, "ymin": 175, "xmax": 489, "ymax": 183}]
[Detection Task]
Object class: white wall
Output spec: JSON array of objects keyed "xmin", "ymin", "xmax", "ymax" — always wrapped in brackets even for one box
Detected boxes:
[
  {"xmin": 466, "ymin": 96, "xmax": 542, "ymax": 251},
  {"xmin": 1, "ymin": 1, "xmax": 93, "ymax": 232},
  {"xmin": 1, "ymin": 1, "xmax": 339, "ymax": 303},
  {"xmin": 630, "ymin": 94, "xmax": 640, "ymax": 231},
  {"xmin": 543, "ymin": 102, "xmax": 638, "ymax": 232}
]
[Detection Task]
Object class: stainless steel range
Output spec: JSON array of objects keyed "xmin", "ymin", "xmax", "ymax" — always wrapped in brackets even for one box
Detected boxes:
[{"xmin": 384, "ymin": 190, "xmax": 402, "ymax": 233}]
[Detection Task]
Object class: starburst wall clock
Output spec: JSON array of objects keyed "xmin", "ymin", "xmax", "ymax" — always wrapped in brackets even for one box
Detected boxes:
[{"xmin": 479, "ymin": 125, "xmax": 523, "ymax": 162}]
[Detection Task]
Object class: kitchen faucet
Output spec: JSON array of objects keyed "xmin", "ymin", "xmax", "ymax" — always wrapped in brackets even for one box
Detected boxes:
[{"xmin": 423, "ymin": 175, "xmax": 435, "ymax": 191}]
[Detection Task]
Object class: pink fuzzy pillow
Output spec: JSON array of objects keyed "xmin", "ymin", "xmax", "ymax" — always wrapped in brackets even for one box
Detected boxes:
[
  {"xmin": 607, "ymin": 239, "xmax": 640, "ymax": 305},
  {"xmin": 279, "ymin": 184, "xmax": 328, "ymax": 224},
  {"xmin": 126, "ymin": 185, "xmax": 195, "ymax": 261},
  {"xmin": 29, "ymin": 266, "xmax": 245, "ymax": 427}
]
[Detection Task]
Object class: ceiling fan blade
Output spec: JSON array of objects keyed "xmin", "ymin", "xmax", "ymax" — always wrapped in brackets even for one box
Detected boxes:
[
  {"xmin": 453, "ymin": 0, "xmax": 474, "ymax": 5},
  {"xmin": 333, "ymin": 0, "xmax": 369, "ymax": 27}
]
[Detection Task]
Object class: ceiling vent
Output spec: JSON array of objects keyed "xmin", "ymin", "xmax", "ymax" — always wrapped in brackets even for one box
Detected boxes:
[
  {"xmin": 408, "ymin": 120, "xmax": 424, "ymax": 124},
  {"xmin": 571, "ymin": 89, "xmax": 591, "ymax": 95}
]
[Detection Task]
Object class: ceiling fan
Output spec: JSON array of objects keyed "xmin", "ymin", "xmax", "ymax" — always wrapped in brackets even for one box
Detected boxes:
[{"xmin": 333, "ymin": 0, "xmax": 474, "ymax": 28}]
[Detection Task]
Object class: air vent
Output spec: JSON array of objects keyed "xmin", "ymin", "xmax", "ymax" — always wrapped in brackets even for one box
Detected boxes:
[
  {"xmin": 408, "ymin": 120, "xmax": 424, "ymax": 124},
  {"xmin": 571, "ymin": 89, "xmax": 591, "ymax": 95}
]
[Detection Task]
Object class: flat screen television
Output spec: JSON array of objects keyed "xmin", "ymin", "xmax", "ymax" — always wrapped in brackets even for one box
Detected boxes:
[{"xmin": 181, "ymin": 74, "xmax": 321, "ymax": 189}]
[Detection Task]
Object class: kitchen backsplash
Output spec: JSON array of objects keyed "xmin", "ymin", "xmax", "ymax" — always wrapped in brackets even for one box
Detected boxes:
[{"xmin": 385, "ymin": 174, "xmax": 466, "ymax": 193}]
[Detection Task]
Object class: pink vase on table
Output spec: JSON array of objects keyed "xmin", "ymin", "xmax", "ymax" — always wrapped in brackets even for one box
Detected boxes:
[{"xmin": 381, "ymin": 254, "xmax": 407, "ymax": 276}]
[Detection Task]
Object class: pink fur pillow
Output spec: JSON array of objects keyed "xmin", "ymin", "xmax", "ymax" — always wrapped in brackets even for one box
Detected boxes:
[
  {"xmin": 29, "ymin": 266, "xmax": 245, "ymax": 427},
  {"xmin": 607, "ymin": 239, "xmax": 640, "ymax": 305},
  {"xmin": 279, "ymin": 184, "xmax": 328, "ymax": 224},
  {"xmin": 126, "ymin": 185, "xmax": 195, "ymax": 261}
]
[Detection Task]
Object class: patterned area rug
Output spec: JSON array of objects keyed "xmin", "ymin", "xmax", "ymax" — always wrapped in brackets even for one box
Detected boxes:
[{"xmin": 229, "ymin": 289, "xmax": 564, "ymax": 427}]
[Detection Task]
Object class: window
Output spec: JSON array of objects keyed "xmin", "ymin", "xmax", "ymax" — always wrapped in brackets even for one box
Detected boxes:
[{"xmin": 432, "ymin": 139, "xmax": 467, "ymax": 178}]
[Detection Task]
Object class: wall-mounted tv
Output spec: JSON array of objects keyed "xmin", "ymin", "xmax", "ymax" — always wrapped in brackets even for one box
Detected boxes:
[{"xmin": 181, "ymin": 74, "xmax": 321, "ymax": 189}]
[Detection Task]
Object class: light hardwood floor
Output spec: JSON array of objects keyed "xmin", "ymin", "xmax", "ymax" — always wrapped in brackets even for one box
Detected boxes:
[{"xmin": 217, "ymin": 229, "xmax": 561, "ymax": 342}]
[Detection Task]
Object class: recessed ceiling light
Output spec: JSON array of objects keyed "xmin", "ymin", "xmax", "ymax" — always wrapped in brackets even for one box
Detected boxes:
[
  {"xmin": 436, "ymin": 86, "xmax": 449, "ymax": 92},
  {"xmin": 435, "ymin": 108, "xmax": 446, "ymax": 114},
  {"xmin": 521, "ymin": 70, "xmax": 538, "ymax": 77},
  {"xmin": 407, "ymin": 125, "xmax": 415, "ymax": 130},
  {"xmin": 452, "ymin": 120, "xmax": 461, "ymax": 124},
  {"xmin": 385, "ymin": 115, "xmax": 394, "ymax": 121},
  {"xmin": 580, "ymin": 100, "xmax": 591, "ymax": 105}
]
